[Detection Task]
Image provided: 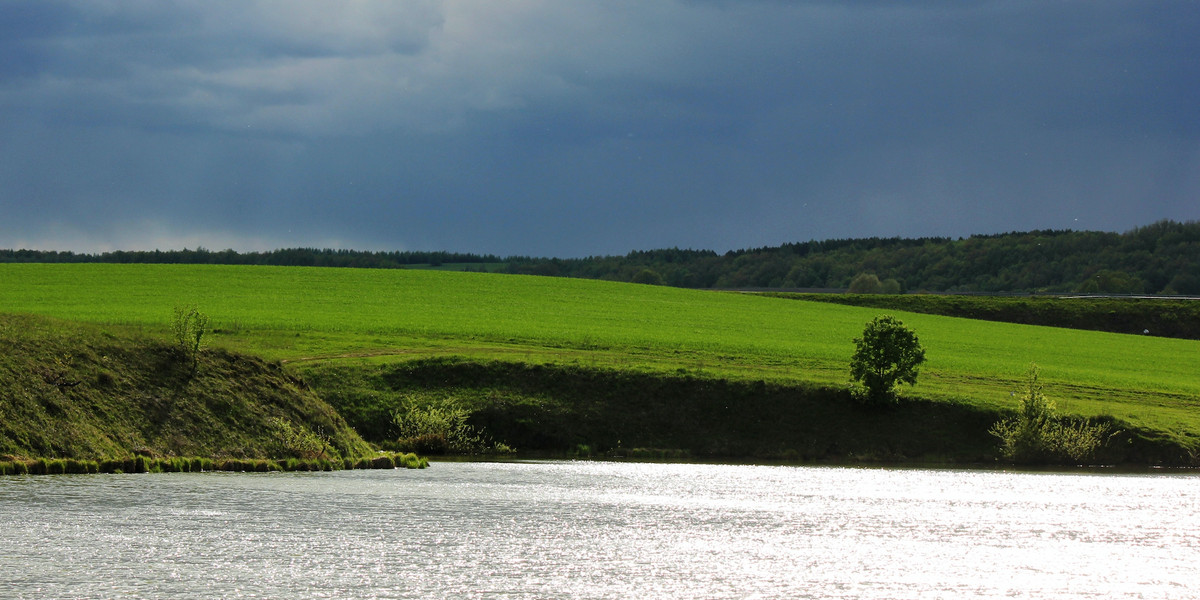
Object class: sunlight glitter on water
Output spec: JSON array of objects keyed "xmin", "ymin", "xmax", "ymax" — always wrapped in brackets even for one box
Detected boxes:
[{"xmin": 2, "ymin": 462, "xmax": 1198, "ymax": 599}]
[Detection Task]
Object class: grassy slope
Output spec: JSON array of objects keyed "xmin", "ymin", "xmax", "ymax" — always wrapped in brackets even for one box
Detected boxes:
[
  {"xmin": 2, "ymin": 263, "xmax": 1198, "ymax": 459},
  {"xmin": 0, "ymin": 313, "xmax": 373, "ymax": 461}
]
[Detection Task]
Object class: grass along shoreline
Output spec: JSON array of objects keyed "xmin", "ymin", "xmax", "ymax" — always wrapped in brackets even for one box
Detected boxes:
[{"xmin": 0, "ymin": 452, "xmax": 427, "ymax": 476}]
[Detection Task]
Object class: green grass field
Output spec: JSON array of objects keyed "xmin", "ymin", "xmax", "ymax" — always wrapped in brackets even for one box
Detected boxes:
[{"xmin": 2, "ymin": 263, "xmax": 1198, "ymax": 447}]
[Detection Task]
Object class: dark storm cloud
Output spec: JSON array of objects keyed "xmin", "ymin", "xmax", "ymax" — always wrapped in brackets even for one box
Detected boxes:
[{"xmin": 1, "ymin": 1, "xmax": 1197, "ymax": 256}]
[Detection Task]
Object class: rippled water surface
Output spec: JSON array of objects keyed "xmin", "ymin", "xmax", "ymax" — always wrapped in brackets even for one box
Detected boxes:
[{"xmin": 2, "ymin": 461, "xmax": 1198, "ymax": 599}]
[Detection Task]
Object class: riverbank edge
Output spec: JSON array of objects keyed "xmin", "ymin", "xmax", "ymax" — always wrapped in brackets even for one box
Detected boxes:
[
  {"xmin": 0, "ymin": 452, "xmax": 427, "ymax": 476},
  {"xmin": 300, "ymin": 357, "xmax": 1199, "ymax": 468},
  {"xmin": 428, "ymin": 454, "xmax": 1200, "ymax": 475}
]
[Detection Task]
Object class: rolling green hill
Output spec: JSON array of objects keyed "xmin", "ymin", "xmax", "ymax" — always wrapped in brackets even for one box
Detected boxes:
[{"xmin": 1, "ymin": 263, "xmax": 1197, "ymax": 463}]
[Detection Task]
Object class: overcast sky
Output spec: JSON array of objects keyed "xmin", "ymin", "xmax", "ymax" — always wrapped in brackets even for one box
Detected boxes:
[{"xmin": 2, "ymin": 1, "xmax": 1197, "ymax": 257}]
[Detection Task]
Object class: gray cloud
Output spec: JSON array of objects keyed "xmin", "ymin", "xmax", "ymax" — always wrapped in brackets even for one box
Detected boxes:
[{"xmin": 2, "ymin": 0, "xmax": 1198, "ymax": 256}]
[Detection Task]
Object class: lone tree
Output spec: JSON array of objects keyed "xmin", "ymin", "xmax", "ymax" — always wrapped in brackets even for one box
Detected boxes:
[{"xmin": 850, "ymin": 315, "xmax": 926, "ymax": 404}]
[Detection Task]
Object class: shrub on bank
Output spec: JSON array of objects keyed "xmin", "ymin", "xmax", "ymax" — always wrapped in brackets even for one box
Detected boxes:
[
  {"xmin": 990, "ymin": 364, "xmax": 1114, "ymax": 464},
  {"xmin": 390, "ymin": 399, "xmax": 513, "ymax": 455}
]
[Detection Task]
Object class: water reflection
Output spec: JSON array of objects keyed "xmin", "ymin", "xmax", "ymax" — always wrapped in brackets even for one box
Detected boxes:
[{"xmin": 2, "ymin": 462, "xmax": 1197, "ymax": 599}]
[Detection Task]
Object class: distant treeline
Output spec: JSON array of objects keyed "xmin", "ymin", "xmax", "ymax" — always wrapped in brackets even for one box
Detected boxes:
[
  {"xmin": 0, "ymin": 247, "xmax": 506, "ymax": 270},
  {"xmin": 510, "ymin": 220, "xmax": 1200, "ymax": 294},
  {"xmin": 3, "ymin": 219, "xmax": 1198, "ymax": 294}
]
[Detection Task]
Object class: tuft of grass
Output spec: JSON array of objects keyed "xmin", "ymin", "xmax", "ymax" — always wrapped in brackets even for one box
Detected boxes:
[
  {"xmin": 2, "ymin": 461, "xmax": 29, "ymax": 475},
  {"xmin": 394, "ymin": 452, "xmax": 429, "ymax": 469}
]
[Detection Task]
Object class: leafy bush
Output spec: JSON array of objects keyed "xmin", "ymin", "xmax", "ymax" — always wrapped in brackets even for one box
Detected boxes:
[
  {"xmin": 990, "ymin": 364, "xmax": 1113, "ymax": 464},
  {"xmin": 390, "ymin": 397, "xmax": 510, "ymax": 454},
  {"xmin": 849, "ymin": 315, "xmax": 926, "ymax": 404}
]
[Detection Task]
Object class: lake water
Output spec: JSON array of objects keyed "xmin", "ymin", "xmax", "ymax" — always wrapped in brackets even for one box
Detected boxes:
[{"xmin": 1, "ymin": 461, "xmax": 1197, "ymax": 599}]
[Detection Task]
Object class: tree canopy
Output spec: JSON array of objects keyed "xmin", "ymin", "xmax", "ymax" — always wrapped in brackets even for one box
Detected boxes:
[{"xmin": 849, "ymin": 316, "xmax": 927, "ymax": 405}]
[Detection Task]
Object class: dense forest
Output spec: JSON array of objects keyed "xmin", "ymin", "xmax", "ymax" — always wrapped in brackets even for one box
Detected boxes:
[
  {"xmin": 503, "ymin": 220, "xmax": 1200, "ymax": 294},
  {"xmin": 3, "ymin": 220, "xmax": 1198, "ymax": 294}
]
